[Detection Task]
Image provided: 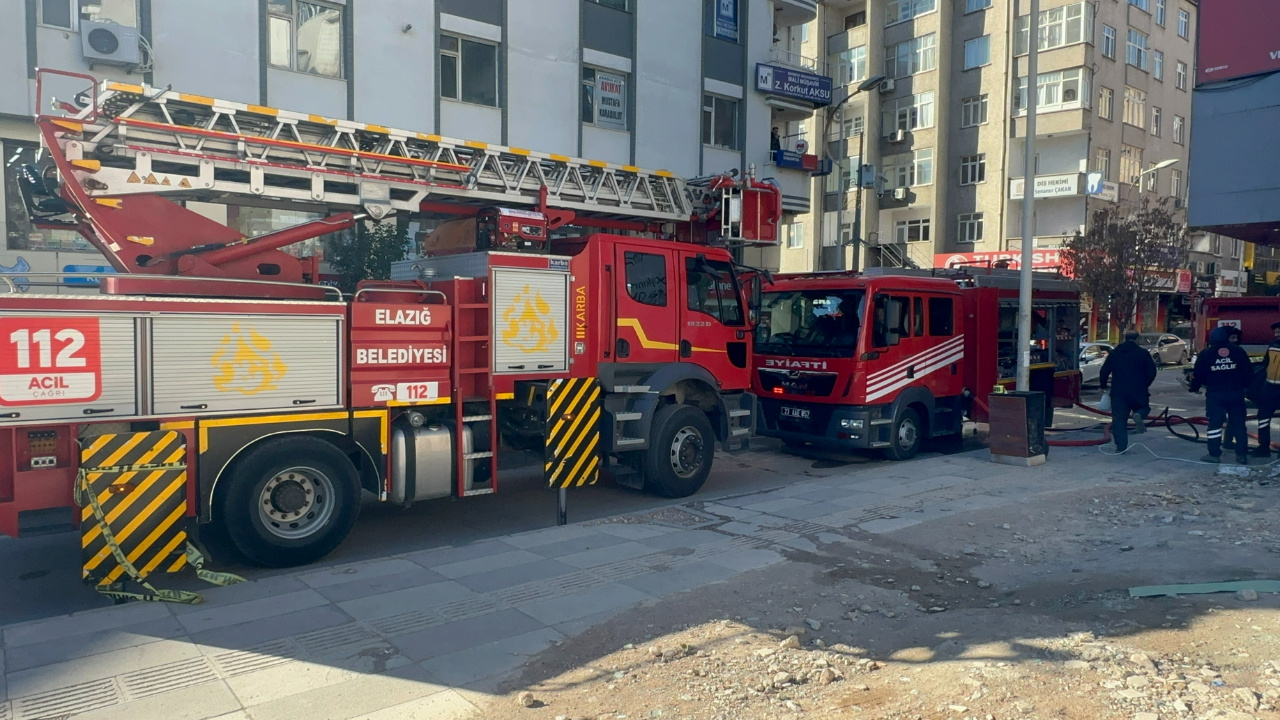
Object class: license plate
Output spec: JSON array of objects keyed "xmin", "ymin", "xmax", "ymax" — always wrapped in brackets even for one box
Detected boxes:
[{"xmin": 780, "ymin": 406, "xmax": 810, "ymax": 420}]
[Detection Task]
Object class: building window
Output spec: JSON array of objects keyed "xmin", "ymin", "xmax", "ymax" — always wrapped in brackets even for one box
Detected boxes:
[
  {"xmin": 268, "ymin": 1, "xmax": 344, "ymax": 78},
  {"xmin": 1120, "ymin": 144, "xmax": 1143, "ymax": 185},
  {"xmin": 845, "ymin": 10, "xmax": 867, "ymax": 29},
  {"xmin": 882, "ymin": 92, "xmax": 935, "ymax": 134},
  {"xmin": 4, "ymin": 141, "xmax": 91, "ymax": 251},
  {"xmin": 440, "ymin": 33, "xmax": 499, "ymax": 106},
  {"xmin": 1130, "ymin": 0, "xmax": 1151, "ymax": 10},
  {"xmin": 1014, "ymin": 68, "xmax": 1091, "ymax": 114},
  {"xmin": 1153, "ymin": 50, "xmax": 1164, "ymax": 81},
  {"xmin": 885, "ymin": 34, "xmax": 937, "ymax": 79},
  {"xmin": 832, "ymin": 46, "xmax": 868, "ymax": 86},
  {"xmin": 896, "ymin": 218, "xmax": 932, "ymax": 243},
  {"xmin": 961, "ymin": 94, "xmax": 989, "ymax": 127},
  {"xmin": 1235, "ymin": 240, "xmax": 1243, "ymax": 259},
  {"xmin": 831, "ymin": 116, "xmax": 865, "ymax": 140},
  {"xmin": 1170, "ymin": 169, "xmax": 1183, "ymax": 199},
  {"xmin": 1095, "ymin": 147, "xmax": 1112, "ymax": 181},
  {"xmin": 1178, "ymin": 9, "xmax": 1190, "ymax": 38},
  {"xmin": 1015, "ymin": 3, "xmax": 1093, "ymax": 55},
  {"xmin": 960, "ymin": 154, "xmax": 986, "ymax": 185},
  {"xmin": 1155, "ymin": 0, "xmax": 1166, "ymax": 25},
  {"xmin": 1173, "ymin": 115, "xmax": 1185, "ymax": 144},
  {"xmin": 686, "ymin": 258, "xmax": 744, "ymax": 326},
  {"xmin": 1101, "ymin": 25, "xmax": 1117, "ymax": 59},
  {"xmin": 1151, "ymin": 106, "xmax": 1162, "ymax": 136},
  {"xmin": 1099, "ymin": 86, "xmax": 1114, "ymax": 120},
  {"xmin": 787, "ymin": 222, "xmax": 805, "ymax": 249},
  {"xmin": 587, "ymin": 0, "xmax": 629, "ymax": 10},
  {"xmin": 1175, "ymin": 61, "xmax": 1188, "ymax": 90},
  {"xmin": 1122, "ymin": 86, "xmax": 1146, "ymax": 127},
  {"xmin": 39, "ymin": 0, "xmax": 80, "ymax": 29},
  {"xmin": 582, "ymin": 68, "xmax": 628, "ymax": 130},
  {"xmin": 885, "ymin": 0, "xmax": 936, "ymax": 26},
  {"xmin": 824, "ymin": 159, "xmax": 860, "ymax": 194},
  {"xmin": 886, "ymin": 149, "xmax": 934, "ymax": 188},
  {"xmin": 966, "ymin": 0, "xmax": 991, "ymax": 12},
  {"xmin": 1126, "ymin": 29, "xmax": 1149, "ymax": 70},
  {"xmin": 1213, "ymin": 236, "xmax": 1224, "ymax": 256},
  {"xmin": 1145, "ymin": 162, "xmax": 1158, "ymax": 191},
  {"xmin": 964, "ymin": 36, "xmax": 990, "ymax": 69},
  {"xmin": 702, "ymin": 94, "xmax": 739, "ymax": 150},
  {"xmin": 957, "ymin": 213, "xmax": 983, "ymax": 243},
  {"xmin": 624, "ymin": 252, "xmax": 667, "ymax": 306}
]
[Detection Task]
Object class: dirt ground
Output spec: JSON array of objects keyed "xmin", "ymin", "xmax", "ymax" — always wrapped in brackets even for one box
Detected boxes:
[{"xmin": 477, "ymin": 459, "xmax": 1280, "ymax": 720}]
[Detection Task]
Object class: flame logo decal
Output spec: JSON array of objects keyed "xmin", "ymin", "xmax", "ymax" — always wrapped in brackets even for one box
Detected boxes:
[
  {"xmin": 501, "ymin": 285, "xmax": 559, "ymax": 353},
  {"xmin": 211, "ymin": 323, "xmax": 288, "ymax": 395}
]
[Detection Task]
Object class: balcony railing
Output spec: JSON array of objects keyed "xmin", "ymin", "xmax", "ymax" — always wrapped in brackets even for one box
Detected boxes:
[{"xmin": 769, "ymin": 45, "xmax": 826, "ymax": 74}]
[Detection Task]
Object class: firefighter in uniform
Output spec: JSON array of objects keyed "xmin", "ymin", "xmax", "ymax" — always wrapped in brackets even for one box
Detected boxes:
[
  {"xmin": 1190, "ymin": 326, "xmax": 1254, "ymax": 464},
  {"xmin": 1099, "ymin": 330, "xmax": 1158, "ymax": 453},
  {"xmin": 1251, "ymin": 321, "xmax": 1280, "ymax": 458}
]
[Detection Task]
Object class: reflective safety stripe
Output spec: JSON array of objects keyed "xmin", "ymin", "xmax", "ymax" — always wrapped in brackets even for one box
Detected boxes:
[{"xmin": 544, "ymin": 378, "xmax": 603, "ymax": 489}]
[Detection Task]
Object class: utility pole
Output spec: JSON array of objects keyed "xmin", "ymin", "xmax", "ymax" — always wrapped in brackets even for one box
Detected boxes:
[
  {"xmin": 1017, "ymin": 0, "xmax": 1040, "ymax": 392},
  {"xmin": 822, "ymin": 74, "xmax": 886, "ymax": 272},
  {"xmin": 851, "ymin": 127, "xmax": 866, "ymax": 273}
]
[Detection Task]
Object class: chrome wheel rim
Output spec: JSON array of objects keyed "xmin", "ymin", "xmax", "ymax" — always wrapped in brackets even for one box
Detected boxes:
[
  {"xmin": 669, "ymin": 426, "xmax": 705, "ymax": 479},
  {"xmin": 898, "ymin": 418, "xmax": 918, "ymax": 449},
  {"xmin": 258, "ymin": 466, "xmax": 335, "ymax": 540}
]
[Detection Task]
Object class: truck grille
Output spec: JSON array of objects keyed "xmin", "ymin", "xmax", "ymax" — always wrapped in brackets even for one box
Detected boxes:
[{"xmin": 757, "ymin": 369, "xmax": 838, "ymax": 397}]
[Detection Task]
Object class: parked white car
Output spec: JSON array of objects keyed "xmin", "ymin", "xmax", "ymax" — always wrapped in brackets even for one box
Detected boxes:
[{"xmin": 1079, "ymin": 342, "xmax": 1114, "ymax": 387}]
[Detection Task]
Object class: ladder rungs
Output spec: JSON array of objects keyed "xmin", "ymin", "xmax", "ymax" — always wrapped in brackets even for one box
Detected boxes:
[
  {"xmin": 613, "ymin": 412, "xmax": 642, "ymax": 422},
  {"xmin": 461, "ymin": 415, "xmax": 493, "ymax": 422},
  {"xmin": 463, "ymin": 451, "xmax": 494, "ymax": 460}
]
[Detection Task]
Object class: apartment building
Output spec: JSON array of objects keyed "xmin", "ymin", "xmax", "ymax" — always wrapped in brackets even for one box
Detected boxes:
[
  {"xmin": 780, "ymin": 0, "xmax": 1198, "ymax": 274},
  {"xmin": 1, "ymin": 0, "xmax": 825, "ymax": 286}
]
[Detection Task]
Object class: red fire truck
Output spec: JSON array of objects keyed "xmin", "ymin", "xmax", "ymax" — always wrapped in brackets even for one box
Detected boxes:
[
  {"xmin": 753, "ymin": 267, "xmax": 1082, "ymax": 459},
  {"xmin": 0, "ymin": 73, "xmax": 780, "ymax": 587}
]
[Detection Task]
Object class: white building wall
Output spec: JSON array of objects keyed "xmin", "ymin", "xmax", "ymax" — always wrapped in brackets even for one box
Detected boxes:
[
  {"xmin": 353, "ymin": 0, "xmax": 435, "ymax": 130},
  {"xmin": 634, "ymin": 0, "xmax": 700, "ymax": 177},
  {"xmin": 440, "ymin": 101, "xmax": 502, "ymax": 144},
  {"xmin": 267, "ymin": 69, "xmax": 347, "ymax": 120},
  {"xmin": 582, "ymin": 125, "xmax": 630, "ymax": 165},
  {"xmin": 152, "ymin": 0, "xmax": 259, "ymax": 105},
  {"xmin": 0, "ymin": 1, "xmax": 28, "ymax": 116},
  {"xmin": 507, "ymin": 0, "xmax": 578, "ymax": 154}
]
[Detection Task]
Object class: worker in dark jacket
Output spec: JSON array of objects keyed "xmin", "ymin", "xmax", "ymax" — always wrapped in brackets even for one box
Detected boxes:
[
  {"xmin": 1100, "ymin": 330, "xmax": 1158, "ymax": 452},
  {"xmin": 1251, "ymin": 321, "xmax": 1280, "ymax": 458},
  {"xmin": 1190, "ymin": 325, "xmax": 1255, "ymax": 463}
]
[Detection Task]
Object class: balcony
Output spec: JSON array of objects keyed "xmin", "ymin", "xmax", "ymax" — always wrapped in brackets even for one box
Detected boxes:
[
  {"xmin": 764, "ymin": 134, "xmax": 820, "ymax": 214},
  {"xmin": 770, "ymin": 45, "xmax": 825, "ymax": 74},
  {"xmin": 774, "ymin": 0, "xmax": 818, "ymax": 28}
]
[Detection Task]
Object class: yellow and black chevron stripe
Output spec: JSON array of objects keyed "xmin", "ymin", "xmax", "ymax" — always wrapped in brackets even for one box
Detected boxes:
[
  {"xmin": 81, "ymin": 431, "xmax": 189, "ymax": 586},
  {"xmin": 545, "ymin": 378, "xmax": 602, "ymax": 489}
]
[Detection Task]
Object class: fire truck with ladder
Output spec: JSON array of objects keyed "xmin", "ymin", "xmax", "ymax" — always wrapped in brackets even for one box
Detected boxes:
[
  {"xmin": 0, "ymin": 71, "xmax": 780, "ymax": 593},
  {"xmin": 752, "ymin": 266, "xmax": 1083, "ymax": 459}
]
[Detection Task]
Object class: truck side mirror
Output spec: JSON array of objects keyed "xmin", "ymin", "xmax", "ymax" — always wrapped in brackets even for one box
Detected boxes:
[{"xmin": 749, "ymin": 275, "xmax": 762, "ymax": 325}]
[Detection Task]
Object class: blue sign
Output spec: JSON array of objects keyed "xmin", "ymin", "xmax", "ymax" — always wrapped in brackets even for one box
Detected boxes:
[
  {"xmin": 1085, "ymin": 172, "xmax": 1104, "ymax": 195},
  {"xmin": 755, "ymin": 64, "xmax": 833, "ymax": 106},
  {"xmin": 62, "ymin": 264, "xmax": 116, "ymax": 287},
  {"xmin": 714, "ymin": 0, "xmax": 738, "ymax": 42}
]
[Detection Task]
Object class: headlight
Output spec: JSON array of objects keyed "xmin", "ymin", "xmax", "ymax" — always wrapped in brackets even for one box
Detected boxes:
[{"xmin": 840, "ymin": 418, "xmax": 864, "ymax": 429}]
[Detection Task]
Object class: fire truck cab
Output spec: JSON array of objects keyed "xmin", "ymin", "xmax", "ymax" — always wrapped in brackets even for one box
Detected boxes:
[{"xmin": 753, "ymin": 268, "xmax": 1083, "ymax": 459}]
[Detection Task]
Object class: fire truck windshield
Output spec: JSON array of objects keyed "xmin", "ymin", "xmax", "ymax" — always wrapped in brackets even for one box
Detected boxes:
[{"xmin": 755, "ymin": 289, "xmax": 865, "ymax": 358}]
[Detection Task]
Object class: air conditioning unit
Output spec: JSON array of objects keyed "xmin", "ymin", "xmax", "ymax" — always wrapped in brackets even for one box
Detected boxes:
[
  {"xmin": 1173, "ymin": 197, "xmax": 1185, "ymax": 209},
  {"xmin": 888, "ymin": 129, "xmax": 906, "ymax": 143},
  {"xmin": 1195, "ymin": 261, "xmax": 1206, "ymax": 274},
  {"xmin": 892, "ymin": 187, "xmax": 909, "ymax": 201},
  {"xmin": 80, "ymin": 20, "xmax": 142, "ymax": 68},
  {"xmin": 879, "ymin": 78, "xmax": 895, "ymax": 93}
]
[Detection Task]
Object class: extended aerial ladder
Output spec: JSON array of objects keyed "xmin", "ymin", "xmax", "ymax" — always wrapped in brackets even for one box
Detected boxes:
[{"xmin": 23, "ymin": 71, "xmax": 779, "ymax": 293}]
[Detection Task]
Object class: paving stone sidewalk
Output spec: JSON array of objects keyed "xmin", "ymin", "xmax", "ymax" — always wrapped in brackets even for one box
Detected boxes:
[{"xmin": 0, "ymin": 443, "xmax": 1196, "ymax": 720}]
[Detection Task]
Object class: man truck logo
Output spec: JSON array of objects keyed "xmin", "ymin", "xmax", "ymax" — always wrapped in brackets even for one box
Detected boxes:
[
  {"xmin": 502, "ymin": 285, "xmax": 559, "ymax": 352},
  {"xmin": 211, "ymin": 323, "xmax": 288, "ymax": 395}
]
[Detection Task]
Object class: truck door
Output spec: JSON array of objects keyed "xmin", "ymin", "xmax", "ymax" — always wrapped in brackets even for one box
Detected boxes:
[
  {"xmin": 925, "ymin": 294, "xmax": 964, "ymax": 398},
  {"xmin": 679, "ymin": 254, "xmax": 751, "ymax": 391},
  {"xmin": 612, "ymin": 243, "xmax": 678, "ymax": 365}
]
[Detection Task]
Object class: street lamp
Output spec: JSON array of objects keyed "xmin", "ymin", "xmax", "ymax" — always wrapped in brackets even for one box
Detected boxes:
[
  {"xmin": 1137, "ymin": 158, "xmax": 1179, "ymax": 191},
  {"xmin": 822, "ymin": 74, "xmax": 887, "ymax": 272}
]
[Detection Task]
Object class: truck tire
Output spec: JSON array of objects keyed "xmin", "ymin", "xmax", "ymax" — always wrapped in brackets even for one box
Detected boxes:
[
  {"xmin": 644, "ymin": 404, "xmax": 715, "ymax": 498},
  {"xmin": 884, "ymin": 407, "xmax": 922, "ymax": 461},
  {"xmin": 220, "ymin": 436, "xmax": 361, "ymax": 568}
]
